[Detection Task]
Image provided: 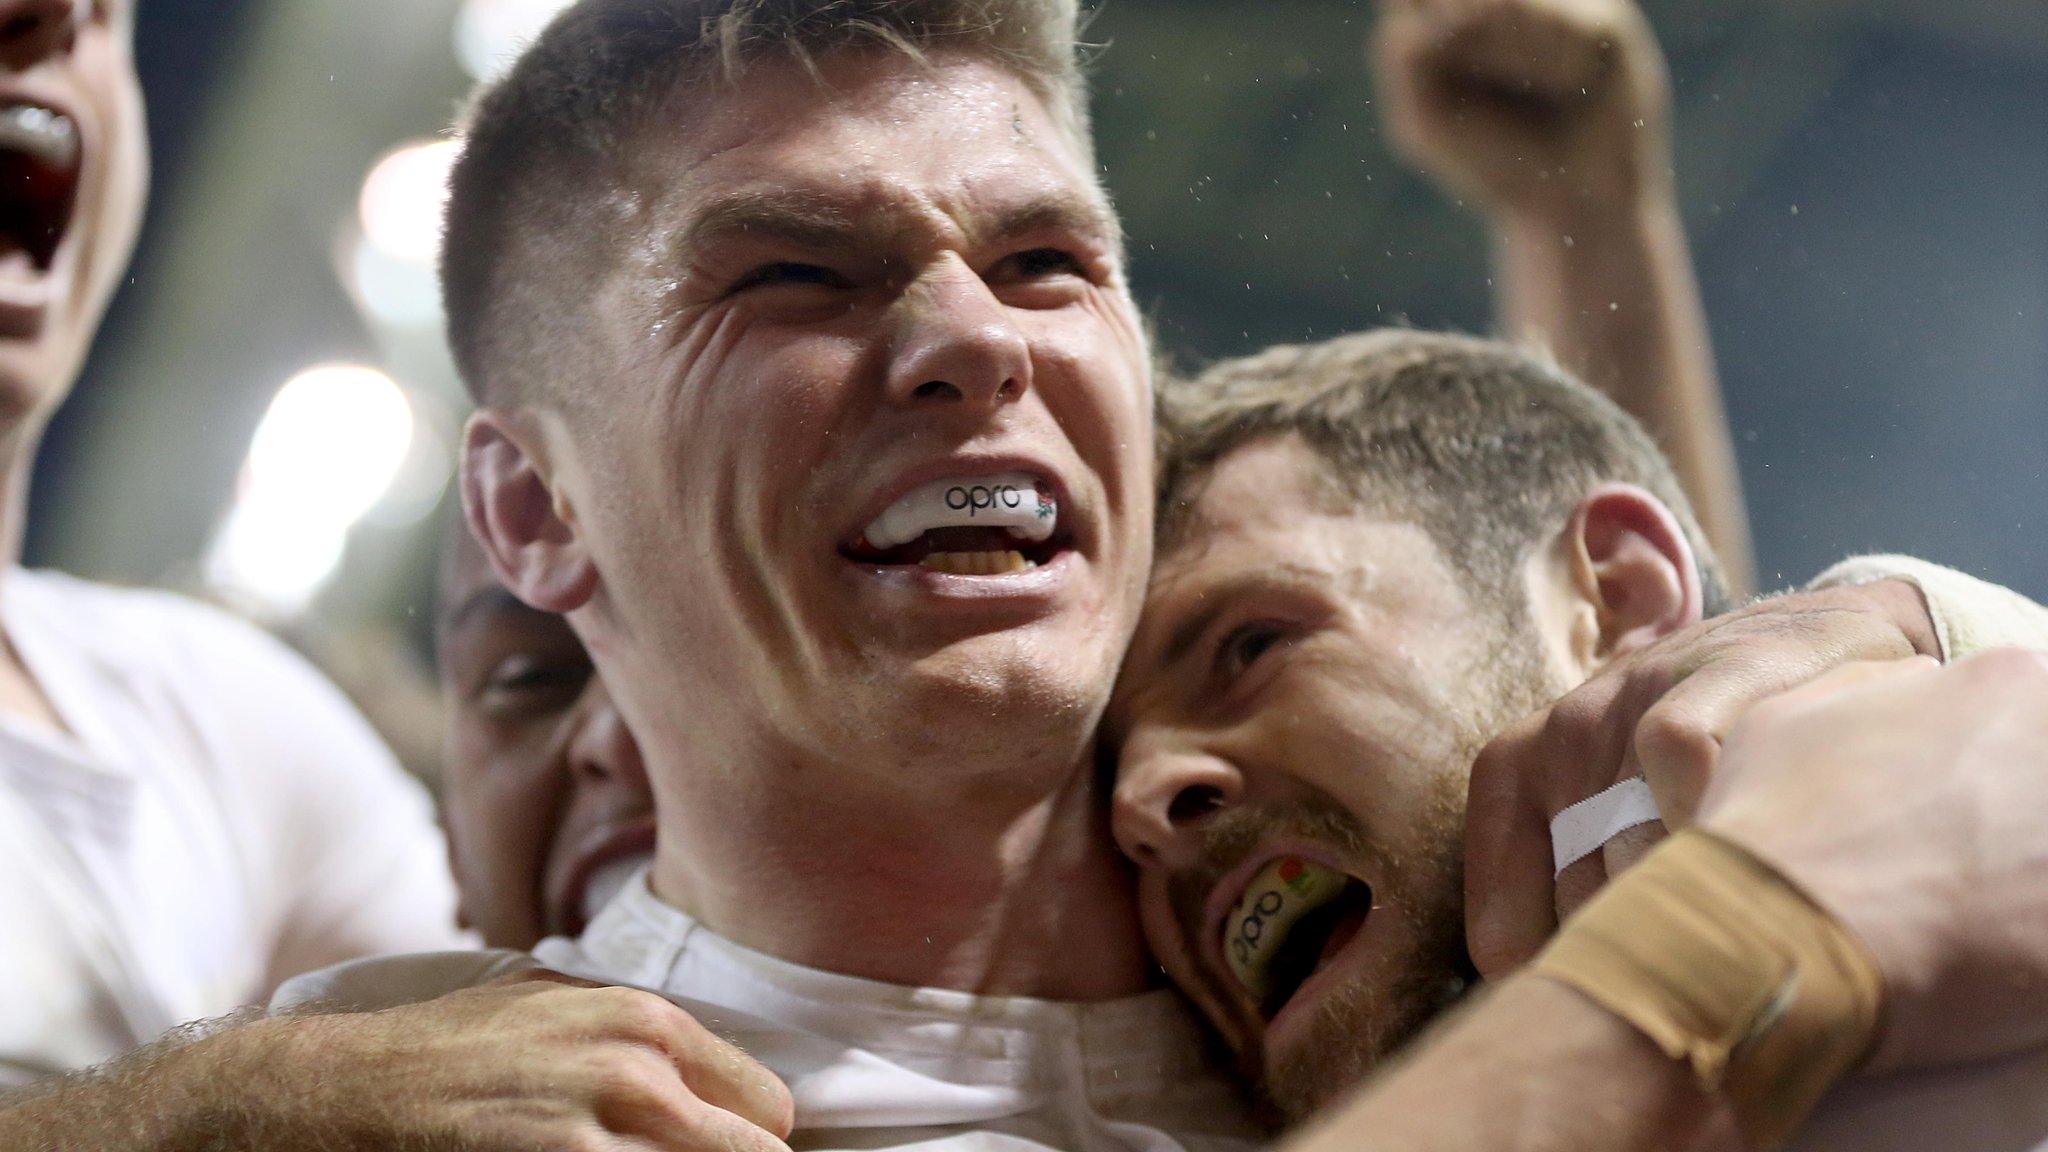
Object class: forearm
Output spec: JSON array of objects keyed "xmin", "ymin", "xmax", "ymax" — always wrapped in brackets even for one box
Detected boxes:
[
  {"xmin": 0, "ymin": 1015, "xmax": 266, "ymax": 1151},
  {"xmin": 1284, "ymin": 974, "xmax": 1724, "ymax": 1152},
  {"xmin": 1493, "ymin": 194, "xmax": 1754, "ymax": 595}
]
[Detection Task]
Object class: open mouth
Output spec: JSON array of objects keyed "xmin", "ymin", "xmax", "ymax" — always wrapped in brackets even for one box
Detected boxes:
[
  {"xmin": 551, "ymin": 816, "xmax": 657, "ymax": 937},
  {"xmin": 1219, "ymin": 856, "xmax": 1374, "ymax": 1021},
  {"xmin": 841, "ymin": 471, "xmax": 1074, "ymax": 576},
  {"xmin": 0, "ymin": 101, "xmax": 82, "ymax": 277}
]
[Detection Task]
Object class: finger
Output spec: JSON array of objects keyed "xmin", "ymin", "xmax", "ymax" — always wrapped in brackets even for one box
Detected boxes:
[
  {"xmin": 644, "ymin": 1103, "xmax": 795, "ymax": 1152},
  {"xmin": 1596, "ymin": 819, "xmax": 1666, "ymax": 883},
  {"xmin": 1765, "ymin": 655, "xmax": 1941, "ymax": 711},
  {"xmin": 1552, "ymin": 851, "xmax": 1606, "ymax": 926},
  {"xmin": 655, "ymin": 1012, "xmax": 796, "ymax": 1139},
  {"xmin": 603, "ymin": 1067, "xmax": 795, "ymax": 1152},
  {"xmin": 1626, "ymin": 660, "xmax": 1797, "ymax": 825},
  {"xmin": 489, "ymin": 967, "xmax": 612, "ymax": 991},
  {"xmin": 1464, "ymin": 724, "xmax": 1563, "ymax": 977},
  {"xmin": 1552, "ymin": 819, "xmax": 1666, "ymax": 929}
]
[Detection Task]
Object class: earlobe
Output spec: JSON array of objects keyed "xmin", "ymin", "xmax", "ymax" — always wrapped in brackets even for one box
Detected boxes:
[
  {"xmin": 1565, "ymin": 483, "xmax": 1704, "ymax": 665},
  {"xmin": 460, "ymin": 411, "xmax": 599, "ymax": 614}
]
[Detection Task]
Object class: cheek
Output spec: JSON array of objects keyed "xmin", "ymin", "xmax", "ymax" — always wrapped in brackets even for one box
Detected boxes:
[
  {"xmin": 663, "ymin": 320, "xmax": 870, "ymax": 525},
  {"xmin": 450, "ymin": 744, "xmax": 567, "ymax": 882},
  {"xmin": 1024, "ymin": 304, "xmax": 1154, "ymax": 510},
  {"xmin": 1136, "ymin": 868, "xmax": 1183, "ymax": 966}
]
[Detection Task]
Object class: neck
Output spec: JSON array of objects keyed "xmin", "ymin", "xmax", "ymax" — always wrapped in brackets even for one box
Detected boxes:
[
  {"xmin": 0, "ymin": 423, "xmax": 63, "ymax": 731},
  {"xmin": 0, "ymin": 423, "xmax": 35, "ymax": 574},
  {"xmin": 650, "ymin": 743, "xmax": 1153, "ymax": 1001}
]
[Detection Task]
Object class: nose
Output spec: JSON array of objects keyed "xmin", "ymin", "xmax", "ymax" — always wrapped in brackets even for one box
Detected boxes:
[
  {"xmin": 0, "ymin": 0, "xmax": 80, "ymax": 71},
  {"xmin": 566, "ymin": 681, "xmax": 653, "ymax": 808},
  {"xmin": 884, "ymin": 257, "xmax": 1032, "ymax": 411},
  {"xmin": 1112, "ymin": 743, "xmax": 1244, "ymax": 872}
]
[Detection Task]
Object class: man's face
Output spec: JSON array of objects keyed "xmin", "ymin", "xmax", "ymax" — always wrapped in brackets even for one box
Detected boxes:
[
  {"xmin": 0, "ymin": 0, "xmax": 146, "ymax": 420},
  {"xmin": 439, "ymin": 533, "xmax": 655, "ymax": 950},
  {"xmin": 1109, "ymin": 437, "xmax": 1560, "ymax": 1121},
  {"xmin": 546, "ymin": 51, "xmax": 1153, "ymax": 794}
]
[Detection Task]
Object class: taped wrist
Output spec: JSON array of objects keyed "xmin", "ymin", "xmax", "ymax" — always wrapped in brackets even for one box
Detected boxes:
[{"xmin": 1529, "ymin": 829, "xmax": 1885, "ymax": 1150}]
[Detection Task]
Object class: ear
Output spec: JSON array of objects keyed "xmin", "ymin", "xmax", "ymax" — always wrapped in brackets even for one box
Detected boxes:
[
  {"xmin": 460, "ymin": 409, "xmax": 599, "ymax": 615},
  {"xmin": 1561, "ymin": 483, "xmax": 1703, "ymax": 669}
]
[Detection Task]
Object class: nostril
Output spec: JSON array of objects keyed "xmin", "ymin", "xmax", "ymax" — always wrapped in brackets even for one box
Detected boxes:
[
  {"xmin": 0, "ymin": 4, "xmax": 70, "ymax": 59},
  {"xmin": 912, "ymin": 380, "xmax": 962, "ymax": 401},
  {"xmin": 1167, "ymin": 784, "xmax": 1225, "ymax": 828}
]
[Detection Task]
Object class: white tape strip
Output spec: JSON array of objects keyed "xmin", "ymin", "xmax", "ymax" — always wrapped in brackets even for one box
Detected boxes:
[{"xmin": 1550, "ymin": 776, "xmax": 1663, "ymax": 875}]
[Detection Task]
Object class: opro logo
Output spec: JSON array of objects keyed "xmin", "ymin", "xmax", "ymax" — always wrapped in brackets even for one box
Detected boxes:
[
  {"xmin": 945, "ymin": 484, "xmax": 1028, "ymax": 516},
  {"xmin": 1229, "ymin": 889, "xmax": 1286, "ymax": 968}
]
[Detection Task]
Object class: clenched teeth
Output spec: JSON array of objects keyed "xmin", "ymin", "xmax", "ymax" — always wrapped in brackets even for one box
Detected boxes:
[
  {"xmin": 921, "ymin": 550, "xmax": 1035, "ymax": 576},
  {"xmin": 863, "ymin": 472, "xmax": 1056, "ymax": 551}
]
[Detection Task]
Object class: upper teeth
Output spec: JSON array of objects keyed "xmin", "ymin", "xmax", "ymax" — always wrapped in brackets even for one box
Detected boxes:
[
  {"xmin": 0, "ymin": 105, "xmax": 78, "ymax": 170},
  {"xmin": 862, "ymin": 472, "xmax": 1056, "ymax": 550},
  {"xmin": 1222, "ymin": 857, "xmax": 1348, "ymax": 1002}
]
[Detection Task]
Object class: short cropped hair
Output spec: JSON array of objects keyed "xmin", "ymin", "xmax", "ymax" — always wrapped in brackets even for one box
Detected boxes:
[
  {"xmin": 443, "ymin": 0, "xmax": 1093, "ymax": 406},
  {"xmin": 1158, "ymin": 330, "xmax": 1733, "ymax": 617}
]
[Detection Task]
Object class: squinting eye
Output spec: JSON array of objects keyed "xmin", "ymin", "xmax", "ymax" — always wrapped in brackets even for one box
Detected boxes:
[
  {"xmin": 480, "ymin": 659, "xmax": 592, "ymax": 714},
  {"xmin": 730, "ymin": 262, "xmax": 852, "ymax": 293},
  {"xmin": 1216, "ymin": 622, "xmax": 1286, "ymax": 681},
  {"xmin": 1003, "ymin": 247, "xmax": 1086, "ymax": 279}
]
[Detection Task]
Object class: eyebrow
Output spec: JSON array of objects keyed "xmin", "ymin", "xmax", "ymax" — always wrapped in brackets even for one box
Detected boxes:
[
  {"xmin": 677, "ymin": 186, "xmax": 1121, "ymax": 264},
  {"xmin": 1145, "ymin": 562, "xmax": 1333, "ymax": 674},
  {"xmin": 1156, "ymin": 600, "xmax": 1228, "ymax": 675},
  {"xmin": 681, "ymin": 191, "xmax": 875, "ymax": 258}
]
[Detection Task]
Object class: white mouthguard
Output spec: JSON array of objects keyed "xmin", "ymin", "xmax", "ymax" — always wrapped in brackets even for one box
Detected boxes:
[{"xmin": 862, "ymin": 472, "xmax": 1056, "ymax": 550}]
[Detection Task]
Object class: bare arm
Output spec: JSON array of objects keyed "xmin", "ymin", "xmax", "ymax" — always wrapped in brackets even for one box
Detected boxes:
[
  {"xmin": 1285, "ymin": 975, "xmax": 1727, "ymax": 1152},
  {"xmin": 0, "ymin": 977, "xmax": 794, "ymax": 1152},
  {"xmin": 1294, "ymin": 649, "xmax": 2048, "ymax": 1152},
  {"xmin": 0, "ymin": 1014, "xmax": 275, "ymax": 1152},
  {"xmin": 1493, "ymin": 199, "xmax": 1748, "ymax": 593},
  {"xmin": 1376, "ymin": 0, "xmax": 1754, "ymax": 592}
]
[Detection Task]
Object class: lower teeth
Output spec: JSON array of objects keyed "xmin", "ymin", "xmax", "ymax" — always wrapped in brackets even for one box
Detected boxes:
[{"xmin": 920, "ymin": 550, "xmax": 1033, "ymax": 575}]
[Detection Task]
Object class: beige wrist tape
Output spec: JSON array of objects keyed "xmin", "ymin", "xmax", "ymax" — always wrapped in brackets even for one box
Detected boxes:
[{"xmin": 1530, "ymin": 829, "xmax": 1885, "ymax": 1150}]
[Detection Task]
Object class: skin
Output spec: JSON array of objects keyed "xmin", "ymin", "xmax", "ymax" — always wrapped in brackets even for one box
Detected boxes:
[
  {"xmin": 438, "ymin": 529, "xmax": 657, "ymax": 950},
  {"xmin": 465, "ymin": 51, "xmax": 1156, "ymax": 1000},
  {"xmin": 1287, "ymin": 650, "xmax": 2048, "ymax": 1152},
  {"xmin": 1110, "ymin": 437, "xmax": 1588, "ymax": 1118},
  {"xmin": 0, "ymin": 0, "xmax": 145, "ymax": 727},
  {"xmin": 1109, "ymin": 434, "xmax": 1939, "ymax": 1122},
  {"xmin": 1376, "ymin": 0, "xmax": 1753, "ymax": 591},
  {"xmin": 0, "ymin": 7, "xmax": 786, "ymax": 1148}
]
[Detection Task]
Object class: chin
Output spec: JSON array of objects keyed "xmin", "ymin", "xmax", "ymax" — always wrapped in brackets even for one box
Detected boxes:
[
  {"xmin": 855, "ymin": 637, "xmax": 1110, "ymax": 758},
  {"xmin": 0, "ymin": 339, "xmax": 78, "ymax": 425}
]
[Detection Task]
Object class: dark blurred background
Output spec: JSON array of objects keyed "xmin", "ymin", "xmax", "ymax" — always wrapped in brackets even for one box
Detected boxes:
[{"xmin": 26, "ymin": 0, "xmax": 2048, "ymax": 653}]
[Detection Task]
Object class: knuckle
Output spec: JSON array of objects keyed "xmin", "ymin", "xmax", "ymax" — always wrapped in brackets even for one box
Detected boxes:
[
  {"xmin": 594, "ymin": 986, "xmax": 679, "ymax": 1040},
  {"xmin": 1545, "ymin": 686, "xmax": 1608, "ymax": 738},
  {"xmin": 1633, "ymin": 702, "xmax": 1717, "ymax": 773},
  {"xmin": 588, "ymin": 1048, "xmax": 683, "ymax": 1107}
]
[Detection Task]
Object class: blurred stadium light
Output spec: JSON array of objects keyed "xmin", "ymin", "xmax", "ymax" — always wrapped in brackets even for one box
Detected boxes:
[
  {"xmin": 206, "ymin": 365, "xmax": 419, "ymax": 615},
  {"xmin": 455, "ymin": 0, "xmax": 576, "ymax": 80}
]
